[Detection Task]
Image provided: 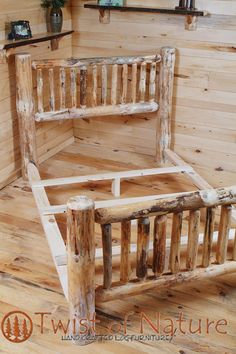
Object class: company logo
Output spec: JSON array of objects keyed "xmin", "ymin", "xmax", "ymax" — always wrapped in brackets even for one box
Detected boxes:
[{"xmin": 1, "ymin": 311, "xmax": 33, "ymax": 343}]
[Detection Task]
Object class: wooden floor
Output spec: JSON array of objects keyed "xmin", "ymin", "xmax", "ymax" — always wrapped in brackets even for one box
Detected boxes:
[{"xmin": 0, "ymin": 141, "xmax": 235, "ymax": 354}]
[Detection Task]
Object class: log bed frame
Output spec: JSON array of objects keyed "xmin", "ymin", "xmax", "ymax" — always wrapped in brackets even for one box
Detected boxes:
[{"xmin": 15, "ymin": 48, "xmax": 236, "ymax": 345}]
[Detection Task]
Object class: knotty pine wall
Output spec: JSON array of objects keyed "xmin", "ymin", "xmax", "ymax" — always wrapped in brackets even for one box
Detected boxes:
[
  {"xmin": 0, "ymin": 0, "xmax": 73, "ymax": 189},
  {"xmin": 72, "ymin": 0, "xmax": 236, "ymax": 187}
]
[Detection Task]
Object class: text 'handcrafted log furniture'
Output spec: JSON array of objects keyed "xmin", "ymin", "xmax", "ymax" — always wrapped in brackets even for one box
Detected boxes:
[{"xmin": 15, "ymin": 48, "xmax": 236, "ymax": 345}]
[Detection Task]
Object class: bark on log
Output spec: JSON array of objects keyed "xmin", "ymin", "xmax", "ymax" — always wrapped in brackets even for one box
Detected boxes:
[
  {"xmin": 202, "ymin": 207, "xmax": 216, "ymax": 267},
  {"xmin": 120, "ymin": 220, "xmax": 131, "ymax": 283},
  {"xmin": 49, "ymin": 68, "xmax": 55, "ymax": 111},
  {"xmin": 16, "ymin": 53, "xmax": 38, "ymax": 179},
  {"xmin": 95, "ymin": 262, "xmax": 236, "ymax": 303},
  {"xmin": 92, "ymin": 65, "xmax": 98, "ymax": 107},
  {"xmin": 101, "ymin": 223, "xmax": 112, "ymax": 289},
  {"xmin": 70, "ymin": 68, "xmax": 77, "ymax": 108},
  {"xmin": 95, "ymin": 185, "xmax": 236, "ymax": 225},
  {"xmin": 149, "ymin": 62, "xmax": 157, "ymax": 102},
  {"xmin": 32, "ymin": 54, "xmax": 161, "ymax": 69},
  {"xmin": 186, "ymin": 209, "xmax": 200, "ymax": 270},
  {"xmin": 35, "ymin": 102, "xmax": 158, "ymax": 122},
  {"xmin": 59, "ymin": 67, "xmax": 66, "ymax": 109},
  {"xmin": 169, "ymin": 212, "xmax": 183, "ymax": 273},
  {"xmin": 152, "ymin": 215, "xmax": 167, "ymax": 276},
  {"xmin": 67, "ymin": 196, "xmax": 95, "ymax": 345},
  {"xmin": 80, "ymin": 67, "xmax": 87, "ymax": 108},
  {"xmin": 156, "ymin": 47, "xmax": 175, "ymax": 164},
  {"xmin": 37, "ymin": 69, "xmax": 43, "ymax": 113},
  {"xmin": 216, "ymin": 205, "xmax": 232, "ymax": 264},
  {"xmin": 111, "ymin": 64, "xmax": 118, "ymax": 105},
  {"xmin": 131, "ymin": 63, "xmax": 137, "ymax": 103},
  {"xmin": 121, "ymin": 64, "xmax": 128, "ymax": 104},
  {"xmin": 136, "ymin": 218, "xmax": 150, "ymax": 279}
]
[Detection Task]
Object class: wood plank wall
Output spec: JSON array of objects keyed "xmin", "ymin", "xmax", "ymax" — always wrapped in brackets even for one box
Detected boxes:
[
  {"xmin": 72, "ymin": 0, "xmax": 236, "ymax": 187},
  {"xmin": 0, "ymin": 0, "xmax": 73, "ymax": 189}
]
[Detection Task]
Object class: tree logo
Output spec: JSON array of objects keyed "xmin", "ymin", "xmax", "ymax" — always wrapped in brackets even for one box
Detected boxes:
[{"xmin": 1, "ymin": 311, "xmax": 33, "ymax": 343}]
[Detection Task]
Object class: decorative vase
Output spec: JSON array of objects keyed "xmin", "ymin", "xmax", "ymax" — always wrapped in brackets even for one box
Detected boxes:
[
  {"xmin": 50, "ymin": 7, "xmax": 63, "ymax": 33},
  {"xmin": 45, "ymin": 8, "xmax": 51, "ymax": 32}
]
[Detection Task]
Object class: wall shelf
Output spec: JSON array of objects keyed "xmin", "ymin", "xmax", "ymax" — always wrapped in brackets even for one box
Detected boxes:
[
  {"xmin": 0, "ymin": 30, "xmax": 74, "ymax": 59},
  {"xmin": 84, "ymin": 2, "xmax": 209, "ymax": 30}
]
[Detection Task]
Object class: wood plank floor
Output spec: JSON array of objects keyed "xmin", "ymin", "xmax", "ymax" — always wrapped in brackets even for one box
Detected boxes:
[{"xmin": 0, "ymin": 141, "xmax": 235, "ymax": 354}]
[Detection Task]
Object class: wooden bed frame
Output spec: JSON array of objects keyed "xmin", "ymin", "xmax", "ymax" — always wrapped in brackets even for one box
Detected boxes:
[{"xmin": 15, "ymin": 48, "xmax": 236, "ymax": 345}]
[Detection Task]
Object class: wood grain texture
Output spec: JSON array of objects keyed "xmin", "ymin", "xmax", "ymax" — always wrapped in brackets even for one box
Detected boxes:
[
  {"xmin": 156, "ymin": 47, "xmax": 175, "ymax": 164},
  {"xmin": 216, "ymin": 205, "xmax": 232, "ymax": 264},
  {"xmin": 120, "ymin": 220, "xmax": 131, "ymax": 283},
  {"xmin": 72, "ymin": 0, "xmax": 236, "ymax": 187},
  {"xmin": 169, "ymin": 212, "xmax": 183, "ymax": 273},
  {"xmin": 101, "ymin": 223, "xmax": 112, "ymax": 289},
  {"xmin": 0, "ymin": 140, "xmax": 236, "ymax": 353},
  {"xmin": 186, "ymin": 209, "xmax": 200, "ymax": 270},
  {"xmin": 202, "ymin": 207, "xmax": 216, "ymax": 267},
  {"xmin": 67, "ymin": 195, "xmax": 95, "ymax": 345},
  {"xmin": 152, "ymin": 215, "xmax": 167, "ymax": 276},
  {"xmin": 0, "ymin": 2, "xmax": 73, "ymax": 188},
  {"xmin": 16, "ymin": 53, "xmax": 38, "ymax": 179},
  {"xmin": 136, "ymin": 217, "xmax": 150, "ymax": 280}
]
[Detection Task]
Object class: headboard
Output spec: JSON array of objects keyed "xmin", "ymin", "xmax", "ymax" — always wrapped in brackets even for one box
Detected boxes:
[{"xmin": 15, "ymin": 47, "xmax": 175, "ymax": 179}]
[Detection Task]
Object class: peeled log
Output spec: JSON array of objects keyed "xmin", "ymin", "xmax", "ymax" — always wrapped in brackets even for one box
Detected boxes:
[{"xmin": 95, "ymin": 185, "xmax": 236, "ymax": 224}]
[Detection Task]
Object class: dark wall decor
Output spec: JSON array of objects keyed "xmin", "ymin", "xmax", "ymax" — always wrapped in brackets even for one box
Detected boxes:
[
  {"xmin": 84, "ymin": 1, "xmax": 208, "ymax": 30},
  {"xmin": 8, "ymin": 21, "xmax": 32, "ymax": 40}
]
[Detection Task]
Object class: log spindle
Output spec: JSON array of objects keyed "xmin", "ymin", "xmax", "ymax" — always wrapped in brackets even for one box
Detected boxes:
[
  {"xmin": 186, "ymin": 209, "xmax": 200, "ymax": 270},
  {"xmin": 67, "ymin": 196, "xmax": 95, "ymax": 345},
  {"xmin": 49, "ymin": 68, "xmax": 55, "ymax": 111},
  {"xmin": 101, "ymin": 64, "xmax": 107, "ymax": 106},
  {"xmin": 131, "ymin": 63, "xmax": 137, "ymax": 103},
  {"xmin": 92, "ymin": 65, "xmax": 97, "ymax": 107},
  {"xmin": 139, "ymin": 62, "xmax": 147, "ymax": 103},
  {"xmin": 216, "ymin": 205, "xmax": 232, "ymax": 264},
  {"xmin": 59, "ymin": 67, "xmax": 66, "ymax": 110},
  {"xmin": 37, "ymin": 68, "xmax": 43, "ymax": 113},
  {"xmin": 169, "ymin": 212, "xmax": 183, "ymax": 273},
  {"xmin": 70, "ymin": 68, "xmax": 77, "ymax": 109},
  {"xmin": 149, "ymin": 62, "xmax": 157, "ymax": 102},
  {"xmin": 121, "ymin": 64, "xmax": 128, "ymax": 104},
  {"xmin": 16, "ymin": 53, "xmax": 38, "ymax": 179},
  {"xmin": 156, "ymin": 47, "xmax": 175, "ymax": 164},
  {"xmin": 101, "ymin": 223, "xmax": 112, "ymax": 289},
  {"xmin": 233, "ymin": 229, "xmax": 236, "ymax": 261},
  {"xmin": 136, "ymin": 217, "xmax": 150, "ymax": 280},
  {"xmin": 80, "ymin": 66, "xmax": 87, "ymax": 109},
  {"xmin": 202, "ymin": 207, "xmax": 216, "ymax": 267},
  {"xmin": 120, "ymin": 220, "xmax": 132, "ymax": 283},
  {"xmin": 111, "ymin": 64, "xmax": 118, "ymax": 105},
  {"xmin": 153, "ymin": 215, "xmax": 167, "ymax": 276}
]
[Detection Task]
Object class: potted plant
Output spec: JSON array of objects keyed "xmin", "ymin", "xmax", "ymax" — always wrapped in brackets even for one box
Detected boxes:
[{"xmin": 41, "ymin": 0, "xmax": 67, "ymax": 33}]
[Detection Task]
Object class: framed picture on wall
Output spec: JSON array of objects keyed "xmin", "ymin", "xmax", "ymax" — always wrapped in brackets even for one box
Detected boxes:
[
  {"xmin": 98, "ymin": 0, "xmax": 124, "ymax": 6},
  {"xmin": 8, "ymin": 21, "xmax": 32, "ymax": 40}
]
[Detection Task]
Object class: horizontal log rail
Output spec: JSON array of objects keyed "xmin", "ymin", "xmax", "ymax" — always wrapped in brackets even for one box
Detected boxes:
[
  {"xmin": 35, "ymin": 102, "xmax": 158, "ymax": 122},
  {"xmin": 95, "ymin": 262, "xmax": 236, "ymax": 303},
  {"xmin": 95, "ymin": 185, "xmax": 236, "ymax": 224},
  {"xmin": 32, "ymin": 54, "xmax": 161, "ymax": 69}
]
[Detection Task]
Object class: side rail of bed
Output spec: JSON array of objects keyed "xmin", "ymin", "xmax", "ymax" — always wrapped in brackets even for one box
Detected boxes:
[{"xmin": 66, "ymin": 186, "xmax": 236, "ymax": 342}]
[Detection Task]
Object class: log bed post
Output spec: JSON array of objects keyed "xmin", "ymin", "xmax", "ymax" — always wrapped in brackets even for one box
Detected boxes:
[
  {"xmin": 156, "ymin": 47, "xmax": 175, "ymax": 164},
  {"xmin": 67, "ymin": 196, "xmax": 96, "ymax": 345},
  {"xmin": 16, "ymin": 53, "xmax": 38, "ymax": 179}
]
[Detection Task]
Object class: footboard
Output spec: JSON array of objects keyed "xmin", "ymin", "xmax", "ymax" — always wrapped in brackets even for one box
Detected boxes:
[{"xmin": 66, "ymin": 186, "xmax": 236, "ymax": 342}]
